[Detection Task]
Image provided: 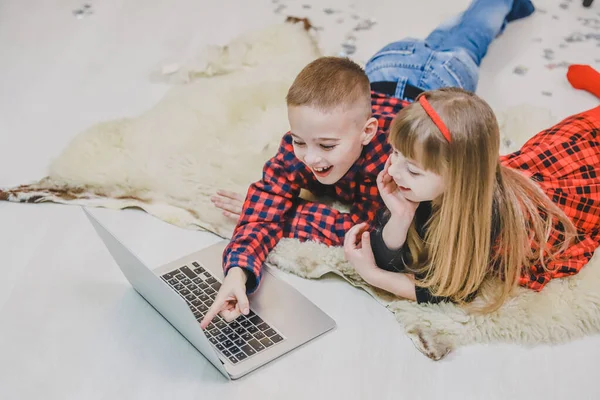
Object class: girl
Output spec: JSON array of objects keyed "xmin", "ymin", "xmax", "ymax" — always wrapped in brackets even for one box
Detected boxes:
[{"xmin": 344, "ymin": 87, "xmax": 600, "ymax": 311}]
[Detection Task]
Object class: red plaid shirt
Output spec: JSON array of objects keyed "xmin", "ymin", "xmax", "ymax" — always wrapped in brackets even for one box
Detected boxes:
[
  {"xmin": 223, "ymin": 92, "xmax": 408, "ymax": 291},
  {"xmin": 501, "ymin": 105, "xmax": 600, "ymax": 291}
]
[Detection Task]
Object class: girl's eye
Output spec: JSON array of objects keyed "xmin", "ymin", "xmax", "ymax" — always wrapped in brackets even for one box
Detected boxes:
[
  {"xmin": 320, "ymin": 144, "xmax": 337, "ymax": 150},
  {"xmin": 293, "ymin": 141, "xmax": 306, "ymax": 146},
  {"xmin": 408, "ymin": 169, "xmax": 421, "ymax": 177}
]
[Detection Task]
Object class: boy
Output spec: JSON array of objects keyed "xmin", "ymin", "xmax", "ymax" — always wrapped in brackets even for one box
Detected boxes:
[{"xmin": 201, "ymin": 0, "xmax": 535, "ymax": 329}]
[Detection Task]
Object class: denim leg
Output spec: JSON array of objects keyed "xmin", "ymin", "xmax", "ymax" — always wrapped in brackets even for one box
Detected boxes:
[{"xmin": 424, "ymin": 0, "xmax": 514, "ymax": 66}]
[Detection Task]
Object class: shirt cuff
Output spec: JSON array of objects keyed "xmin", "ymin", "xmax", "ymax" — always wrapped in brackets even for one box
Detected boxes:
[{"xmin": 224, "ymin": 264, "xmax": 260, "ymax": 294}]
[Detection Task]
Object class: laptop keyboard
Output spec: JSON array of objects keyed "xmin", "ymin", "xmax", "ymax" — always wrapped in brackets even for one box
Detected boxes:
[{"xmin": 161, "ymin": 261, "xmax": 285, "ymax": 365}]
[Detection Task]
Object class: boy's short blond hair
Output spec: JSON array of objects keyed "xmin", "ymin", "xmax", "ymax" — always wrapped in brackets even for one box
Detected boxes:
[{"xmin": 286, "ymin": 57, "xmax": 372, "ymax": 120}]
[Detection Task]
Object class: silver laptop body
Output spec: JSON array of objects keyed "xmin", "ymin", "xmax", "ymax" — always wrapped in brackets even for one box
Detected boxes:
[{"xmin": 83, "ymin": 208, "xmax": 336, "ymax": 379}]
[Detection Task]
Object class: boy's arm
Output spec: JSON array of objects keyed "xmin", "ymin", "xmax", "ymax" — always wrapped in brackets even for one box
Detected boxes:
[
  {"xmin": 288, "ymin": 182, "xmax": 381, "ymax": 243},
  {"xmin": 222, "ymin": 135, "xmax": 306, "ymax": 293}
]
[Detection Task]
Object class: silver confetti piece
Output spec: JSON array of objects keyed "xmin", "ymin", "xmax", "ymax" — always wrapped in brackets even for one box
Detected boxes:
[
  {"xmin": 559, "ymin": 3, "xmax": 569, "ymax": 9},
  {"xmin": 513, "ymin": 65, "xmax": 528, "ymax": 75},
  {"xmin": 353, "ymin": 18, "xmax": 377, "ymax": 31},
  {"xmin": 565, "ymin": 32, "xmax": 585, "ymax": 43},
  {"xmin": 274, "ymin": 4, "xmax": 286, "ymax": 14},
  {"xmin": 544, "ymin": 61, "xmax": 570, "ymax": 70},
  {"xmin": 502, "ymin": 137, "xmax": 514, "ymax": 148},
  {"xmin": 302, "ymin": 4, "xmax": 311, "ymax": 9},
  {"xmin": 541, "ymin": 91, "xmax": 553, "ymax": 97},
  {"xmin": 340, "ymin": 43, "xmax": 357, "ymax": 56},
  {"xmin": 324, "ymin": 8, "xmax": 335, "ymax": 14}
]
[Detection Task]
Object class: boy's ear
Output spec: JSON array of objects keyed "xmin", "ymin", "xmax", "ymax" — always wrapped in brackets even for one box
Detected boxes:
[{"xmin": 360, "ymin": 117, "xmax": 379, "ymax": 145}]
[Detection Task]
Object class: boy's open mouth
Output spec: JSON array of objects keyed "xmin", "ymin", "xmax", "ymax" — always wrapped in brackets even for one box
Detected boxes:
[{"xmin": 313, "ymin": 165, "xmax": 333, "ymax": 177}]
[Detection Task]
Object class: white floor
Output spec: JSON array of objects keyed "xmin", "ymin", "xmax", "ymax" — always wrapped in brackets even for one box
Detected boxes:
[{"xmin": 1, "ymin": 0, "xmax": 600, "ymax": 399}]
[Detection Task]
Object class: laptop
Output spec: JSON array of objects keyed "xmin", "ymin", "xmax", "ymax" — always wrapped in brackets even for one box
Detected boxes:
[{"xmin": 83, "ymin": 208, "xmax": 336, "ymax": 379}]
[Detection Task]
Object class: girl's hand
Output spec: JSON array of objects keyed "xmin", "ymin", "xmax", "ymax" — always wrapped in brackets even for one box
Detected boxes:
[
  {"xmin": 377, "ymin": 157, "xmax": 419, "ymax": 219},
  {"xmin": 211, "ymin": 189, "xmax": 244, "ymax": 221},
  {"xmin": 343, "ymin": 222, "xmax": 381, "ymax": 284}
]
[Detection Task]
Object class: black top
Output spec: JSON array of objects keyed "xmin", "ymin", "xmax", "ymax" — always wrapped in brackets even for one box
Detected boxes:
[
  {"xmin": 370, "ymin": 199, "xmax": 500, "ymax": 304},
  {"xmin": 369, "ymin": 201, "xmax": 449, "ymax": 304}
]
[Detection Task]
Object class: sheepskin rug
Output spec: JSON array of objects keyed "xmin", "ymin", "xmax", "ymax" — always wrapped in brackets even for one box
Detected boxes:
[{"xmin": 2, "ymin": 21, "xmax": 599, "ymax": 360}]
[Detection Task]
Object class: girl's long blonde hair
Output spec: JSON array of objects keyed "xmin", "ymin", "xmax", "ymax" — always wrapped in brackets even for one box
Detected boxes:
[{"xmin": 390, "ymin": 87, "xmax": 577, "ymax": 312}]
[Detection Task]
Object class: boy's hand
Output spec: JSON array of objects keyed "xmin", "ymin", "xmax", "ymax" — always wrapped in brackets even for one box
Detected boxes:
[
  {"xmin": 210, "ymin": 189, "xmax": 244, "ymax": 221},
  {"xmin": 200, "ymin": 267, "xmax": 250, "ymax": 329},
  {"xmin": 343, "ymin": 222, "xmax": 380, "ymax": 284},
  {"xmin": 377, "ymin": 158, "xmax": 419, "ymax": 219}
]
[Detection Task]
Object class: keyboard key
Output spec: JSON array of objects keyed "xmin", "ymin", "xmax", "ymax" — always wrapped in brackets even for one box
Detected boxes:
[
  {"xmin": 248, "ymin": 338, "xmax": 265, "ymax": 352},
  {"xmin": 271, "ymin": 334, "xmax": 283, "ymax": 343},
  {"xmin": 216, "ymin": 343, "xmax": 225, "ymax": 351},
  {"xmin": 181, "ymin": 278, "xmax": 192, "ymax": 285},
  {"xmin": 194, "ymin": 266, "xmax": 205, "ymax": 274},
  {"xmin": 192, "ymin": 299, "xmax": 202, "ymax": 307},
  {"xmin": 192, "ymin": 261, "xmax": 200, "ymax": 268},
  {"xmin": 205, "ymin": 288, "xmax": 216, "ymax": 296},
  {"xmin": 175, "ymin": 274, "xmax": 185, "ymax": 280},
  {"xmin": 211, "ymin": 282, "xmax": 222, "ymax": 291},
  {"xmin": 193, "ymin": 311, "xmax": 201, "ymax": 319},
  {"xmin": 260, "ymin": 337, "xmax": 274, "ymax": 348},
  {"xmin": 205, "ymin": 299, "xmax": 214, "ymax": 306},
  {"xmin": 236, "ymin": 352, "xmax": 247, "ymax": 361},
  {"xmin": 198, "ymin": 294, "xmax": 209, "ymax": 302},
  {"xmin": 229, "ymin": 356, "xmax": 239, "ymax": 364},
  {"xmin": 228, "ymin": 333, "xmax": 240, "ymax": 341},
  {"xmin": 168, "ymin": 278, "xmax": 178, "ymax": 285},
  {"xmin": 264, "ymin": 328, "xmax": 277, "ymax": 337},
  {"xmin": 230, "ymin": 346, "xmax": 241, "ymax": 354},
  {"xmin": 216, "ymin": 334, "xmax": 227, "ymax": 342},
  {"xmin": 241, "ymin": 320, "xmax": 252, "ymax": 328},
  {"xmin": 197, "ymin": 304, "xmax": 208, "ymax": 313},
  {"xmin": 215, "ymin": 321, "xmax": 226, "ymax": 329},
  {"xmin": 203, "ymin": 272, "xmax": 211, "ymax": 278},
  {"xmin": 174, "ymin": 284, "xmax": 184, "ymax": 291},
  {"xmin": 230, "ymin": 321, "xmax": 240, "ymax": 329},
  {"xmin": 198, "ymin": 282, "xmax": 209, "ymax": 290},
  {"xmin": 257, "ymin": 322, "xmax": 270, "ymax": 331},
  {"xmin": 188, "ymin": 284, "xmax": 198, "ymax": 291},
  {"xmin": 193, "ymin": 289, "xmax": 202, "ymax": 296},
  {"xmin": 249, "ymin": 315, "xmax": 264, "ymax": 325},
  {"xmin": 162, "ymin": 272, "xmax": 174, "ymax": 280},
  {"xmin": 209, "ymin": 338, "xmax": 218, "ymax": 345},
  {"xmin": 181, "ymin": 266, "xmax": 197, "ymax": 279},
  {"xmin": 253, "ymin": 331, "xmax": 265, "ymax": 340},
  {"xmin": 185, "ymin": 294, "xmax": 195, "ymax": 301},
  {"xmin": 235, "ymin": 327, "xmax": 246, "ymax": 335},
  {"xmin": 180, "ymin": 288, "xmax": 190, "ymax": 296},
  {"xmin": 193, "ymin": 278, "xmax": 202, "ymax": 285},
  {"xmin": 223, "ymin": 340, "xmax": 234, "ymax": 348},
  {"xmin": 206, "ymin": 323, "xmax": 217, "ymax": 332},
  {"xmin": 246, "ymin": 326, "xmax": 258, "ymax": 334},
  {"xmin": 234, "ymin": 338, "xmax": 246, "ymax": 347},
  {"xmin": 241, "ymin": 345, "xmax": 256, "ymax": 357},
  {"xmin": 206, "ymin": 277, "xmax": 217, "ymax": 284},
  {"xmin": 221, "ymin": 327, "xmax": 233, "ymax": 335},
  {"xmin": 222, "ymin": 349, "xmax": 231, "ymax": 357},
  {"xmin": 241, "ymin": 333, "xmax": 253, "ymax": 341}
]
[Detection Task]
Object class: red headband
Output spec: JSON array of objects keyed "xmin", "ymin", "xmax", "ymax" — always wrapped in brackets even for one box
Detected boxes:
[{"xmin": 418, "ymin": 96, "xmax": 451, "ymax": 143}]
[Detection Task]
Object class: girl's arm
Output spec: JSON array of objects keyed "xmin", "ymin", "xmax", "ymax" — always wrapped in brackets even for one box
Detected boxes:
[{"xmin": 367, "ymin": 269, "xmax": 417, "ymax": 300}]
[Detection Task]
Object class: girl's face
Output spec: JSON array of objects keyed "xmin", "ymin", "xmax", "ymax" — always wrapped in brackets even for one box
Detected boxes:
[{"xmin": 387, "ymin": 147, "xmax": 446, "ymax": 202}]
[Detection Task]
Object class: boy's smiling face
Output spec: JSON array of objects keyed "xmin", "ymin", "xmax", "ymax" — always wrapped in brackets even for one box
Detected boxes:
[{"xmin": 288, "ymin": 105, "xmax": 378, "ymax": 185}]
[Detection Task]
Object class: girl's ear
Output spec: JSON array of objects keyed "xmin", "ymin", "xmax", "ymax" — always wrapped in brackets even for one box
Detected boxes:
[{"xmin": 361, "ymin": 117, "xmax": 379, "ymax": 145}]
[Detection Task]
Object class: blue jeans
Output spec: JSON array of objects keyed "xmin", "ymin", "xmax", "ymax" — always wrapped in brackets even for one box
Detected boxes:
[{"xmin": 366, "ymin": 0, "xmax": 523, "ymax": 98}]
